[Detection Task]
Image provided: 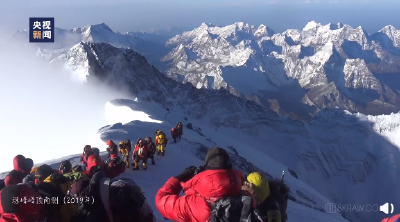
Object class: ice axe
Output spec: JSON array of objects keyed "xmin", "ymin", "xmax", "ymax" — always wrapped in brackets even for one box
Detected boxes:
[{"xmin": 278, "ymin": 170, "xmax": 285, "ymax": 191}]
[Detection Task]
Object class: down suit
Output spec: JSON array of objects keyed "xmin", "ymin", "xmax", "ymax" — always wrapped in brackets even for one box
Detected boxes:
[
  {"xmin": 4, "ymin": 155, "xmax": 33, "ymax": 186},
  {"xmin": 155, "ymin": 147, "xmax": 245, "ymax": 222}
]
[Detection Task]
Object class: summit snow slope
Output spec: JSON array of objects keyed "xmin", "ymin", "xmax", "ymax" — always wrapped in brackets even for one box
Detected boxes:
[{"xmin": 0, "ymin": 100, "xmax": 350, "ymax": 222}]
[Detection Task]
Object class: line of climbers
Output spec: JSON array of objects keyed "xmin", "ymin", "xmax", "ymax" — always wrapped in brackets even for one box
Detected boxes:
[
  {"xmin": 0, "ymin": 146, "xmax": 395, "ymax": 222},
  {"xmin": 0, "ymin": 126, "xmax": 185, "ymax": 222},
  {"xmin": 0, "ymin": 146, "xmax": 292, "ymax": 222},
  {"xmin": 0, "ymin": 152, "xmax": 156, "ymax": 222},
  {"xmin": 80, "ymin": 128, "xmax": 175, "ymax": 171}
]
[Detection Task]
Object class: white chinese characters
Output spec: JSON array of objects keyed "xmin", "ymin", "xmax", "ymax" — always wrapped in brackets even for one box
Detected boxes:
[
  {"xmin": 32, "ymin": 21, "xmax": 41, "ymax": 29},
  {"xmin": 43, "ymin": 31, "xmax": 51, "ymax": 39},
  {"xmin": 42, "ymin": 21, "xmax": 51, "ymax": 29}
]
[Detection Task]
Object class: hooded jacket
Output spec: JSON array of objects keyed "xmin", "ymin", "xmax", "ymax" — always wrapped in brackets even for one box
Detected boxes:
[
  {"xmin": 155, "ymin": 169, "xmax": 245, "ymax": 222},
  {"xmin": 4, "ymin": 155, "xmax": 30, "ymax": 186},
  {"xmin": 83, "ymin": 154, "xmax": 105, "ymax": 178},
  {"xmin": 0, "ymin": 183, "xmax": 46, "ymax": 222}
]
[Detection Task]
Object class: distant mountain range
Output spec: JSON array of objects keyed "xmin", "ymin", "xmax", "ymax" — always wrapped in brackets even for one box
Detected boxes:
[{"xmin": 13, "ymin": 21, "xmax": 400, "ymax": 120}]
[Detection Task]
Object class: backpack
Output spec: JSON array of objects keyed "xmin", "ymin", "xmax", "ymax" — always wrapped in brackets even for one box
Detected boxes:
[
  {"xmin": 37, "ymin": 174, "xmax": 72, "ymax": 222},
  {"xmin": 69, "ymin": 176, "xmax": 90, "ymax": 198},
  {"xmin": 268, "ymin": 180, "xmax": 289, "ymax": 222},
  {"xmin": 207, "ymin": 194, "xmax": 264, "ymax": 222},
  {"xmin": 72, "ymin": 171, "xmax": 110, "ymax": 222},
  {"xmin": 147, "ymin": 142, "xmax": 156, "ymax": 153},
  {"xmin": 123, "ymin": 139, "xmax": 132, "ymax": 152},
  {"xmin": 109, "ymin": 178, "xmax": 154, "ymax": 222}
]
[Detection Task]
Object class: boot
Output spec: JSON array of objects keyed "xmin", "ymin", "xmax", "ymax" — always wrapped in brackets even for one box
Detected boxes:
[
  {"xmin": 161, "ymin": 151, "xmax": 165, "ymax": 156},
  {"xmin": 124, "ymin": 156, "xmax": 129, "ymax": 168},
  {"xmin": 133, "ymin": 162, "xmax": 139, "ymax": 170},
  {"xmin": 142, "ymin": 163, "xmax": 147, "ymax": 170},
  {"xmin": 151, "ymin": 158, "xmax": 155, "ymax": 165}
]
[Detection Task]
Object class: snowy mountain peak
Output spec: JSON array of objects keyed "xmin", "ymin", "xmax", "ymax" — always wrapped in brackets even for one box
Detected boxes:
[
  {"xmin": 380, "ymin": 24, "xmax": 397, "ymax": 33},
  {"xmin": 303, "ymin": 20, "xmax": 321, "ymax": 31},
  {"xmin": 199, "ymin": 22, "xmax": 210, "ymax": 29},
  {"xmin": 233, "ymin": 21, "xmax": 251, "ymax": 30},
  {"xmin": 80, "ymin": 23, "xmax": 115, "ymax": 42},
  {"xmin": 377, "ymin": 24, "xmax": 400, "ymax": 47},
  {"xmin": 255, "ymin": 24, "xmax": 274, "ymax": 38},
  {"xmin": 85, "ymin": 22, "xmax": 113, "ymax": 32}
]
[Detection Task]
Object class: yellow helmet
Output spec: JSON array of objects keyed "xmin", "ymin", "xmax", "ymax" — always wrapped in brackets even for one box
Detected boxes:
[
  {"xmin": 247, "ymin": 172, "xmax": 270, "ymax": 202},
  {"xmin": 118, "ymin": 141, "xmax": 124, "ymax": 148}
]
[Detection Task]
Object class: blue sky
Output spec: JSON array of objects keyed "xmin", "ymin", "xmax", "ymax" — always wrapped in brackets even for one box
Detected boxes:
[{"xmin": 0, "ymin": 0, "xmax": 398, "ymax": 33}]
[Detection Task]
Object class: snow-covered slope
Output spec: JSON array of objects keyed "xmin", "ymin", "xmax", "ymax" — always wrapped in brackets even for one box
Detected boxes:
[
  {"xmin": 45, "ymin": 42, "xmax": 400, "ymax": 222},
  {"xmin": 163, "ymin": 21, "xmax": 400, "ymax": 120},
  {"xmin": 0, "ymin": 100, "xmax": 351, "ymax": 222}
]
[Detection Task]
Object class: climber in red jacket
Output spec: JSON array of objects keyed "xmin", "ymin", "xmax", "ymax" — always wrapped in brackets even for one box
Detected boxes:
[
  {"xmin": 4, "ymin": 155, "xmax": 33, "ymax": 187},
  {"xmin": 105, "ymin": 156, "xmax": 126, "ymax": 179},
  {"xmin": 106, "ymin": 140, "xmax": 118, "ymax": 159},
  {"xmin": 132, "ymin": 139, "xmax": 148, "ymax": 170},
  {"xmin": 171, "ymin": 128, "xmax": 178, "ymax": 143},
  {"xmin": 83, "ymin": 154, "xmax": 105, "ymax": 178},
  {"xmin": 80, "ymin": 145, "xmax": 94, "ymax": 168},
  {"xmin": 155, "ymin": 147, "xmax": 245, "ymax": 222}
]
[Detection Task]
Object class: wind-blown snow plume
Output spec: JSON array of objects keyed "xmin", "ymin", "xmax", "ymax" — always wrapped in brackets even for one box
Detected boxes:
[{"xmin": 0, "ymin": 33, "xmax": 128, "ymax": 172}]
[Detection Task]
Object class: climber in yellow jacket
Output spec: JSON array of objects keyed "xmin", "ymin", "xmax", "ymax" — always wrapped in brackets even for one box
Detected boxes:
[
  {"xmin": 155, "ymin": 129, "xmax": 168, "ymax": 156},
  {"xmin": 118, "ymin": 139, "xmax": 132, "ymax": 167}
]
